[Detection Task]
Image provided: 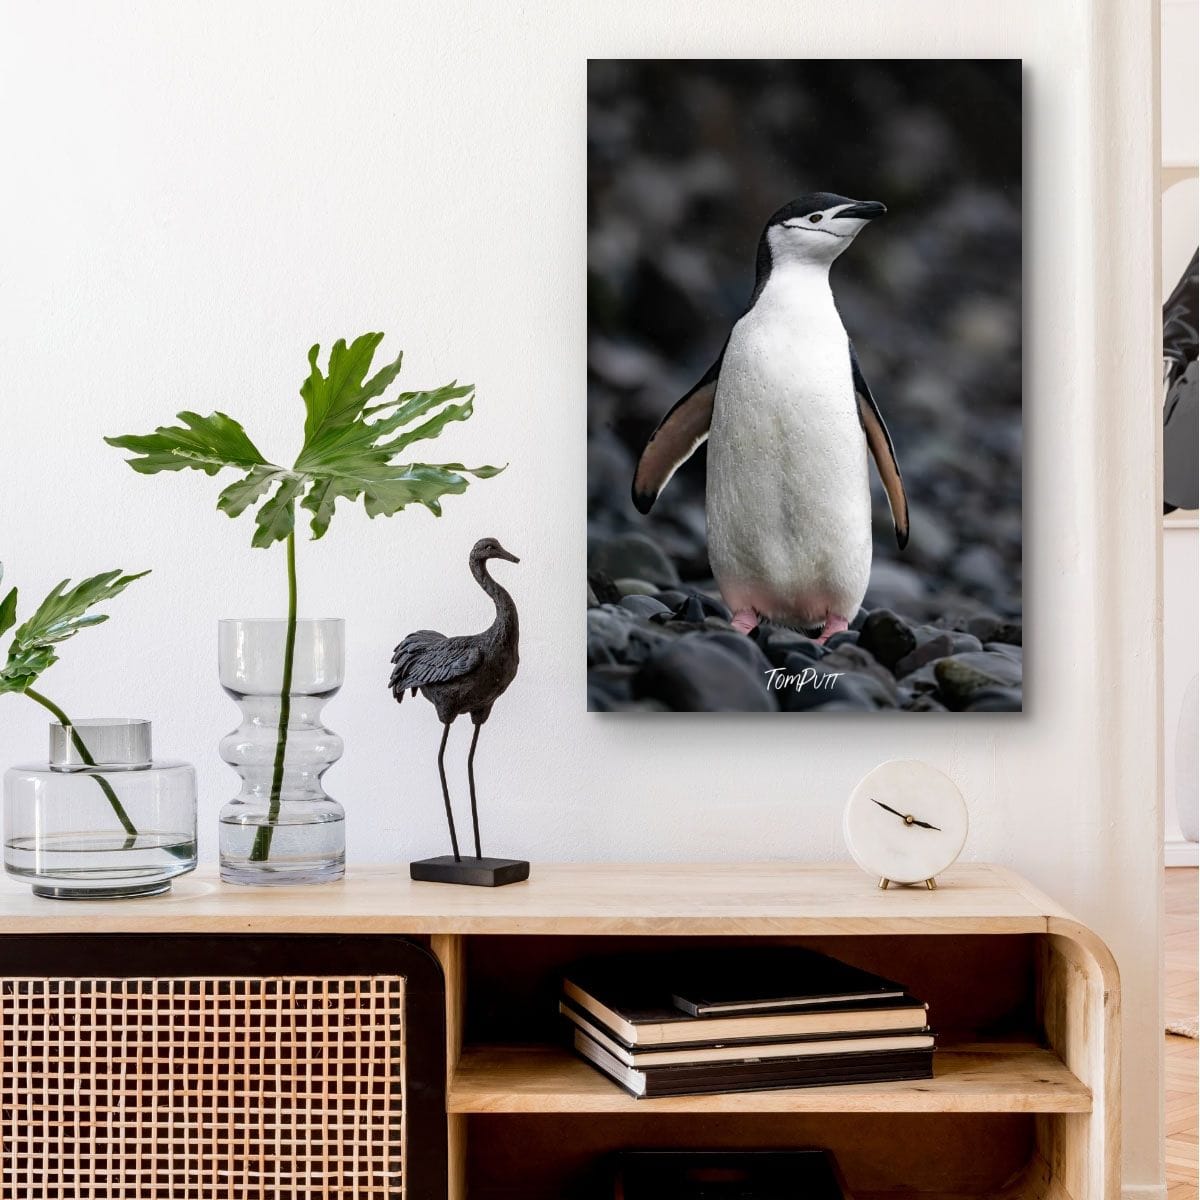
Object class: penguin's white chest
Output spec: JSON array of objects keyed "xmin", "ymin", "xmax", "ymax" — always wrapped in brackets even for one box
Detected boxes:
[{"xmin": 706, "ymin": 270, "xmax": 873, "ymax": 624}]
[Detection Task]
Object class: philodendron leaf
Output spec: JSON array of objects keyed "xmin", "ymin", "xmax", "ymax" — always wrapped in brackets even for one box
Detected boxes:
[
  {"xmin": 105, "ymin": 412, "xmax": 267, "ymax": 476},
  {"xmin": 251, "ymin": 476, "xmax": 306, "ymax": 549},
  {"xmin": 217, "ymin": 466, "xmax": 292, "ymax": 518},
  {"xmin": 0, "ymin": 569, "xmax": 149, "ymax": 695},
  {"xmin": 108, "ymin": 334, "xmax": 504, "ymax": 547},
  {"xmin": 0, "ymin": 580, "xmax": 17, "ymax": 639}
]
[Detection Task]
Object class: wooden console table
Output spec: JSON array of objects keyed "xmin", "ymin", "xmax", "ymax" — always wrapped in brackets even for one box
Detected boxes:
[{"xmin": 0, "ymin": 862, "xmax": 1118, "ymax": 1199}]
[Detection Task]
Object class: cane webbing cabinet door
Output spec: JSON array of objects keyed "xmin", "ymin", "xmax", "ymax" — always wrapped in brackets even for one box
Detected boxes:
[{"xmin": 0, "ymin": 934, "xmax": 446, "ymax": 1200}]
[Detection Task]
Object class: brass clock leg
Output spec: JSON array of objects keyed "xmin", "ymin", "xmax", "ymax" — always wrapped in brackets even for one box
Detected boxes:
[
  {"xmin": 925, "ymin": 877, "xmax": 938, "ymax": 891},
  {"xmin": 878, "ymin": 877, "xmax": 890, "ymax": 890}
]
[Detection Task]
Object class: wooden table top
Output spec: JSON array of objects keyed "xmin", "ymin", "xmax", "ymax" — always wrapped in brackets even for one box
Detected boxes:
[{"xmin": 0, "ymin": 861, "xmax": 1076, "ymax": 936}]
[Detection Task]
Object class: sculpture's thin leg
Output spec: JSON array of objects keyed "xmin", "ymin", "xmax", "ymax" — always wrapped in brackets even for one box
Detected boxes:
[
  {"xmin": 437, "ymin": 722, "xmax": 461, "ymax": 862},
  {"xmin": 467, "ymin": 721, "xmax": 483, "ymax": 859}
]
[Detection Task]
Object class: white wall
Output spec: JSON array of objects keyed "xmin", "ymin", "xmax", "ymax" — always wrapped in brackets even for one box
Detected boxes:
[
  {"xmin": 0, "ymin": 2, "xmax": 1163, "ymax": 1193},
  {"xmin": 1162, "ymin": 0, "xmax": 1199, "ymax": 166},
  {"xmin": 1161, "ymin": 0, "xmax": 1199, "ymax": 861}
]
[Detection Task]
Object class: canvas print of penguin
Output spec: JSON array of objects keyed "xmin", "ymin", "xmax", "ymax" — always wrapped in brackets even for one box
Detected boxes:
[{"xmin": 588, "ymin": 60, "xmax": 1023, "ymax": 713}]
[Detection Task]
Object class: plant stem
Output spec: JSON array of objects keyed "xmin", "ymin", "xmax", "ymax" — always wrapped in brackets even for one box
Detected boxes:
[
  {"xmin": 250, "ymin": 530, "xmax": 297, "ymax": 863},
  {"xmin": 23, "ymin": 686, "xmax": 139, "ymax": 840}
]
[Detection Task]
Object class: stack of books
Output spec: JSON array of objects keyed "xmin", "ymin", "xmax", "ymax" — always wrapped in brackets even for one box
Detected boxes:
[{"xmin": 560, "ymin": 947, "xmax": 934, "ymax": 1099}]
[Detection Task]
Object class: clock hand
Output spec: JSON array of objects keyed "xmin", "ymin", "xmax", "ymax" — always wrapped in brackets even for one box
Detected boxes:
[{"xmin": 871, "ymin": 799, "xmax": 942, "ymax": 831}]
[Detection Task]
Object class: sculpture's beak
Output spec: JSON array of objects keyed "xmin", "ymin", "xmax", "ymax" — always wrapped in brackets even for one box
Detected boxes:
[{"xmin": 493, "ymin": 545, "xmax": 520, "ymax": 564}]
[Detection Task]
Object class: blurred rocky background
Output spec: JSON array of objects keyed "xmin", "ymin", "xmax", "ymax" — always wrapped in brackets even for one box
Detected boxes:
[{"xmin": 587, "ymin": 60, "xmax": 1022, "ymax": 712}]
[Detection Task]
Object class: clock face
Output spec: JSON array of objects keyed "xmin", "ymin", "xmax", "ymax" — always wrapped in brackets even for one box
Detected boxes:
[{"xmin": 843, "ymin": 760, "xmax": 969, "ymax": 884}]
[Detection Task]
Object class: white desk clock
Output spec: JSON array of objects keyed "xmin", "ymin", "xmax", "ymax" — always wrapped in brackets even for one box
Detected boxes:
[{"xmin": 844, "ymin": 759, "xmax": 969, "ymax": 890}]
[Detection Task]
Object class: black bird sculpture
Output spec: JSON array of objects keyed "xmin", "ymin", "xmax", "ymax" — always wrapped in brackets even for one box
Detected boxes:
[{"xmin": 390, "ymin": 537, "xmax": 527, "ymax": 885}]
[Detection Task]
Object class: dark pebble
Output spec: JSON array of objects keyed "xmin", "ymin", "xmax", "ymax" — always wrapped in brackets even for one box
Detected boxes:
[
  {"xmin": 824, "ymin": 631, "xmax": 860, "ymax": 650},
  {"xmin": 622, "ymin": 621, "xmax": 679, "ymax": 666},
  {"xmin": 615, "ymin": 577, "xmax": 660, "ymax": 597},
  {"xmin": 587, "ymin": 570, "xmax": 621, "ymax": 606},
  {"xmin": 858, "ymin": 609, "xmax": 917, "ymax": 669},
  {"xmin": 894, "ymin": 632, "xmax": 983, "ymax": 677},
  {"xmin": 964, "ymin": 613, "xmax": 1004, "ymax": 641},
  {"xmin": 935, "ymin": 652, "xmax": 1023, "ymax": 710},
  {"xmin": 619, "ymin": 595, "xmax": 671, "ymax": 619},
  {"xmin": 587, "ymin": 665, "xmax": 637, "ymax": 710},
  {"xmin": 655, "ymin": 589, "xmax": 688, "ymax": 610},
  {"xmin": 820, "ymin": 645, "xmax": 899, "ymax": 705},
  {"xmin": 779, "ymin": 669, "xmax": 880, "ymax": 711},
  {"xmin": 675, "ymin": 595, "xmax": 707, "ymax": 622},
  {"xmin": 586, "ymin": 606, "xmax": 632, "ymax": 667},
  {"xmin": 902, "ymin": 662, "xmax": 942, "ymax": 693},
  {"xmin": 990, "ymin": 622, "xmax": 1023, "ymax": 646},
  {"xmin": 590, "ymin": 533, "xmax": 680, "ymax": 587},
  {"xmin": 983, "ymin": 642, "xmax": 1022, "ymax": 662},
  {"xmin": 784, "ymin": 639, "xmax": 825, "ymax": 663},
  {"xmin": 635, "ymin": 636, "xmax": 777, "ymax": 712},
  {"xmin": 965, "ymin": 687, "xmax": 1023, "ymax": 712},
  {"xmin": 911, "ymin": 623, "xmax": 951, "ymax": 646},
  {"xmin": 703, "ymin": 631, "xmax": 773, "ymax": 676},
  {"xmin": 760, "ymin": 627, "xmax": 821, "ymax": 667},
  {"xmin": 688, "ymin": 591, "xmax": 731, "ymax": 621}
]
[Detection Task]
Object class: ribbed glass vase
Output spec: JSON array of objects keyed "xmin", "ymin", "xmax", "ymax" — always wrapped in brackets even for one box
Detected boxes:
[
  {"xmin": 217, "ymin": 618, "xmax": 345, "ymax": 886},
  {"xmin": 4, "ymin": 718, "xmax": 197, "ymax": 899}
]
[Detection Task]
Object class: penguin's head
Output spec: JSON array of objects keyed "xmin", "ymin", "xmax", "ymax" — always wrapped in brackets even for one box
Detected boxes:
[{"xmin": 760, "ymin": 193, "xmax": 886, "ymax": 268}]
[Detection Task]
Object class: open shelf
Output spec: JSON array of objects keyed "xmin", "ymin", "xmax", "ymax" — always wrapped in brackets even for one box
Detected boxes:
[
  {"xmin": 449, "ymin": 1042, "xmax": 1091, "ymax": 1114},
  {"xmin": 429, "ymin": 864, "xmax": 1118, "ymax": 1199}
]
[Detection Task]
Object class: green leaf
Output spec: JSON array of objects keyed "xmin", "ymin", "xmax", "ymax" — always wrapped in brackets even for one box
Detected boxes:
[
  {"xmin": 300, "ymin": 333, "xmax": 386, "ymax": 445},
  {"xmin": 251, "ymin": 477, "xmax": 306, "ymax": 548},
  {"xmin": 105, "ymin": 411, "xmax": 267, "ymax": 476},
  {"xmin": 0, "ymin": 586, "xmax": 18, "ymax": 638},
  {"xmin": 362, "ymin": 382, "xmax": 474, "ymax": 423},
  {"xmin": 217, "ymin": 466, "xmax": 291, "ymax": 518},
  {"xmin": 107, "ymin": 334, "xmax": 503, "ymax": 548},
  {"xmin": 0, "ymin": 569, "xmax": 149, "ymax": 694},
  {"xmin": 300, "ymin": 476, "xmax": 362, "ymax": 540},
  {"xmin": 379, "ymin": 398, "xmax": 474, "ymax": 455}
]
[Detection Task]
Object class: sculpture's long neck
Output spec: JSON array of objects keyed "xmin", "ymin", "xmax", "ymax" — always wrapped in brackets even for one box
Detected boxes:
[{"xmin": 472, "ymin": 559, "xmax": 518, "ymax": 642}]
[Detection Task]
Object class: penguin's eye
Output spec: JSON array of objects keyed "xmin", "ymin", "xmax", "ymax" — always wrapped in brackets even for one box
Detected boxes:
[{"xmin": 809, "ymin": 214, "xmax": 823, "ymax": 223}]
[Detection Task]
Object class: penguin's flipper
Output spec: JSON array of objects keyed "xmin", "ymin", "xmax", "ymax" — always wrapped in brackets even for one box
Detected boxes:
[
  {"xmin": 850, "ymin": 342, "xmax": 910, "ymax": 549},
  {"xmin": 631, "ymin": 356, "xmax": 720, "ymax": 514}
]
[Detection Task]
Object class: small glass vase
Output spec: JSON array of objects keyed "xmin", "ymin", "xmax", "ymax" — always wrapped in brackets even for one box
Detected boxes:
[
  {"xmin": 4, "ymin": 718, "xmax": 197, "ymax": 899},
  {"xmin": 218, "ymin": 618, "xmax": 345, "ymax": 886}
]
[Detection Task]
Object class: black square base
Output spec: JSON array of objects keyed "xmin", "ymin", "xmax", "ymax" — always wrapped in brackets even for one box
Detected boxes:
[{"xmin": 409, "ymin": 856, "xmax": 531, "ymax": 887}]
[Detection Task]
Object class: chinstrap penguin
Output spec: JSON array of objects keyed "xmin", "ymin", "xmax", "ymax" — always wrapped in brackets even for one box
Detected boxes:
[{"xmin": 632, "ymin": 193, "xmax": 909, "ymax": 642}]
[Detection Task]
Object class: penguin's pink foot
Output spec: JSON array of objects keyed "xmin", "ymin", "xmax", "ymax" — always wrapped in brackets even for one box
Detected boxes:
[
  {"xmin": 731, "ymin": 608, "xmax": 761, "ymax": 635},
  {"xmin": 814, "ymin": 614, "xmax": 850, "ymax": 644}
]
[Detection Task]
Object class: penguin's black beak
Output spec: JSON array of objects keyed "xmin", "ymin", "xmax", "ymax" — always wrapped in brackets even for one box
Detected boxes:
[
  {"xmin": 491, "ymin": 545, "xmax": 520, "ymax": 564},
  {"xmin": 837, "ymin": 200, "xmax": 887, "ymax": 220}
]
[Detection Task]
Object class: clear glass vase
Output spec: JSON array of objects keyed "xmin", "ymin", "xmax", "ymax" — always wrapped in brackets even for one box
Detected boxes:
[
  {"xmin": 218, "ymin": 618, "xmax": 345, "ymax": 886},
  {"xmin": 4, "ymin": 718, "xmax": 197, "ymax": 899}
]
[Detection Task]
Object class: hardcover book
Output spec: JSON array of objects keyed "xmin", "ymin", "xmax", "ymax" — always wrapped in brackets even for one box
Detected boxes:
[
  {"xmin": 560, "ymin": 998, "xmax": 933, "ymax": 1069},
  {"xmin": 575, "ymin": 1028, "xmax": 935, "ymax": 1099},
  {"xmin": 562, "ymin": 951, "xmax": 927, "ymax": 1047}
]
